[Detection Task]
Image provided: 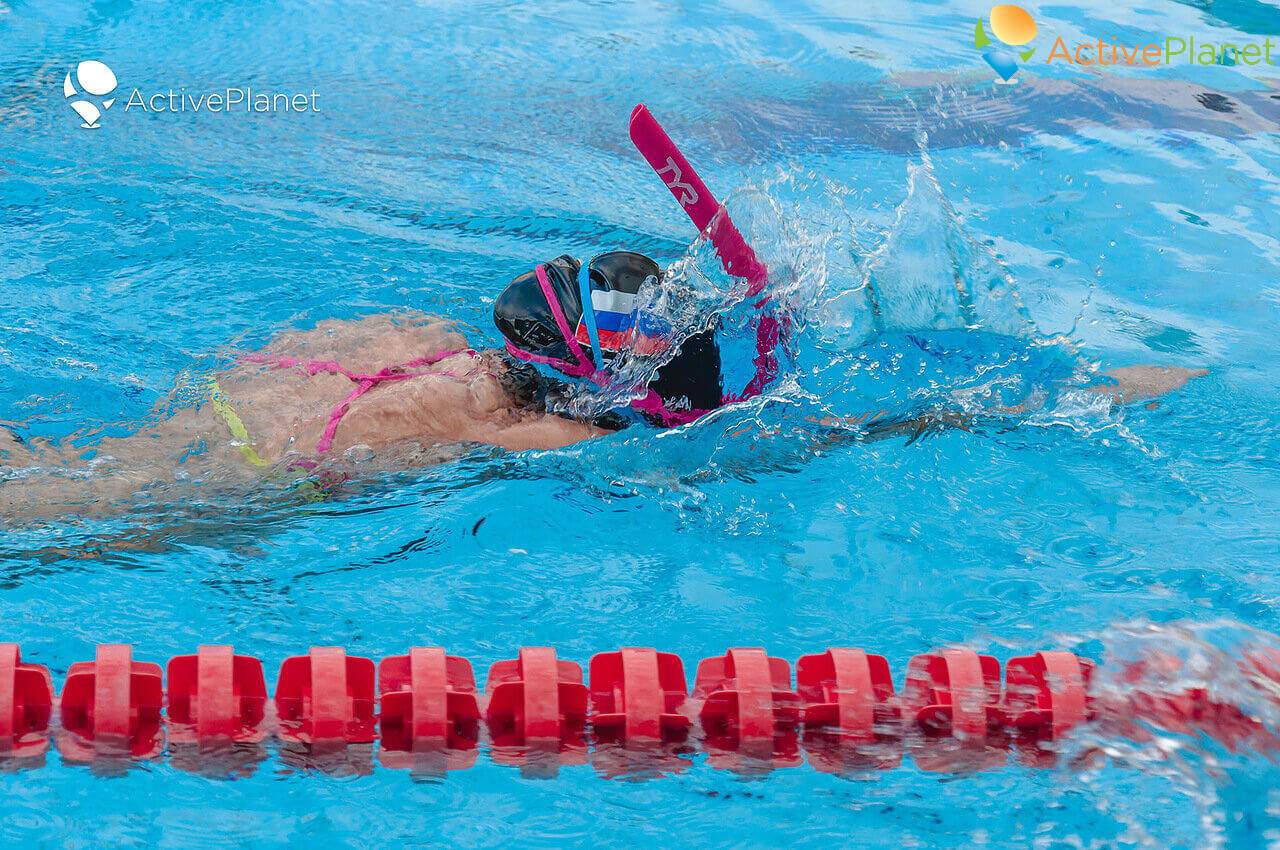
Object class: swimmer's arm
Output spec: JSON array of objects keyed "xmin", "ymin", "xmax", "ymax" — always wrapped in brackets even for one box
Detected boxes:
[
  {"xmin": 804, "ymin": 365, "xmax": 1208, "ymax": 448},
  {"xmin": 804, "ymin": 409, "xmax": 974, "ymax": 448},
  {"xmin": 486, "ymin": 413, "xmax": 610, "ymax": 452},
  {"xmin": 1085, "ymin": 365, "xmax": 1208, "ymax": 405}
]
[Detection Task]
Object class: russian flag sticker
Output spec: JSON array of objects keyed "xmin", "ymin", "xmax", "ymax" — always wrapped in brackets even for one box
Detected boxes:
[{"xmin": 576, "ymin": 289, "xmax": 637, "ymax": 351}]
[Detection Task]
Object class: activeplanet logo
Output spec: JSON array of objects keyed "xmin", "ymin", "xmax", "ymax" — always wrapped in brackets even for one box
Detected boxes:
[
  {"xmin": 60, "ymin": 60, "xmax": 321, "ymax": 129},
  {"xmin": 966, "ymin": 9, "xmax": 1279, "ymax": 77},
  {"xmin": 974, "ymin": 5, "xmax": 1038, "ymax": 83},
  {"xmin": 64, "ymin": 60, "xmax": 118, "ymax": 129}
]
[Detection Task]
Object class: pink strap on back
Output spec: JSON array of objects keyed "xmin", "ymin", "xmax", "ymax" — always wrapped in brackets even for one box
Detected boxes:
[{"xmin": 242, "ymin": 347, "xmax": 474, "ymax": 456}]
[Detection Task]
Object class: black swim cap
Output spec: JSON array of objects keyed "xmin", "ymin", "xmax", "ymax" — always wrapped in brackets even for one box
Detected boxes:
[
  {"xmin": 493, "ymin": 255, "xmax": 583, "ymax": 363},
  {"xmin": 493, "ymin": 252, "xmax": 667, "ymax": 364}
]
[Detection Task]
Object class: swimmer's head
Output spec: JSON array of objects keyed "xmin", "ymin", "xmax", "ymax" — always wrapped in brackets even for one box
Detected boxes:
[
  {"xmin": 494, "ymin": 251, "xmax": 725, "ymax": 421},
  {"xmin": 493, "ymin": 251, "xmax": 662, "ymax": 378}
]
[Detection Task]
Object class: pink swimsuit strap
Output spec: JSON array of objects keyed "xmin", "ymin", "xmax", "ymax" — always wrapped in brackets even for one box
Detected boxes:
[{"xmin": 243, "ymin": 347, "xmax": 475, "ymax": 455}]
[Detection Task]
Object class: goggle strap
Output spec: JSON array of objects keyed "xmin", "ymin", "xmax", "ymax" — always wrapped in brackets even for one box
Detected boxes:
[
  {"xmin": 534, "ymin": 264, "xmax": 595, "ymax": 372},
  {"xmin": 504, "ymin": 340, "xmax": 594, "ymax": 378},
  {"xmin": 576, "ymin": 261, "xmax": 604, "ymax": 369}
]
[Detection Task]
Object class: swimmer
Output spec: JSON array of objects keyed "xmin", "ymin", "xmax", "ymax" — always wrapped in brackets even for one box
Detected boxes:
[
  {"xmin": 0, "ymin": 251, "xmax": 736, "ymax": 520},
  {"xmin": 489, "ymin": 252, "xmax": 1208, "ymax": 444},
  {"xmin": 0, "ymin": 251, "xmax": 1204, "ymax": 521},
  {"xmin": 0, "ymin": 251, "xmax": 736, "ymax": 511}
]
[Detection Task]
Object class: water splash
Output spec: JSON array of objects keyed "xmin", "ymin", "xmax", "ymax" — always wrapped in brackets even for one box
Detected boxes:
[
  {"xmin": 555, "ymin": 147, "xmax": 1113, "ymax": 450},
  {"xmin": 1049, "ymin": 621, "xmax": 1280, "ymax": 849}
]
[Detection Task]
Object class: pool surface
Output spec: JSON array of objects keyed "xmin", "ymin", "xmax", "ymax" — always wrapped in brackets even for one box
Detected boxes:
[{"xmin": 2, "ymin": 0, "xmax": 1280, "ymax": 846}]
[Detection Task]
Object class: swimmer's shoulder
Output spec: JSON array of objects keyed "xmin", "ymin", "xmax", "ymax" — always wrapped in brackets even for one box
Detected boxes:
[{"xmin": 261, "ymin": 310, "xmax": 471, "ymax": 367}]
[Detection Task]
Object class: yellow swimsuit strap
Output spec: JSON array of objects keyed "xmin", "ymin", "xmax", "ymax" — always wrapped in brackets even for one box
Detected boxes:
[
  {"xmin": 207, "ymin": 376, "xmax": 330, "ymax": 502},
  {"xmin": 208, "ymin": 377, "xmax": 271, "ymax": 467}
]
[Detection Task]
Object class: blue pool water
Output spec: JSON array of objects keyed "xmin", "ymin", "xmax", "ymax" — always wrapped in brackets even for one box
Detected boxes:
[{"xmin": 2, "ymin": 0, "xmax": 1280, "ymax": 846}]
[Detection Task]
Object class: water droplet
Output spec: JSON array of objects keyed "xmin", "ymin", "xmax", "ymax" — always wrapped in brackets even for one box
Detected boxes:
[{"xmin": 344, "ymin": 444, "xmax": 375, "ymax": 463}]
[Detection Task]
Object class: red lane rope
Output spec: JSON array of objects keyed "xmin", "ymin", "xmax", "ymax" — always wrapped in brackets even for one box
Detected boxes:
[{"xmin": 1, "ymin": 642, "xmax": 1275, "ymax": 776}]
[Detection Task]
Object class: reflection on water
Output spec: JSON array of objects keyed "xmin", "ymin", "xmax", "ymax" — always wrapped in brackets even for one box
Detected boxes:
[{"xmin": 735, "ymin": 72, "xmax": 1280, "ymax": 153}]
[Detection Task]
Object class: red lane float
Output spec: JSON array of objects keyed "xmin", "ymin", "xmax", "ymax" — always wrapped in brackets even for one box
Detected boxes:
[
  {"xmin": 58, "ymin": 644, "xmax": 163, "ymax": 760},
  {"xmin": 274, "ymin": 647, "xmax": 376, "ymax": 745},
  {"xmin": 903, "ymin": 649, "xmax": 1003, "ymax": 740},
  {"xmin": 798, "ymin": 648, "xmax": 896, "ymax": 742},
  {"xmin": 797, "ymin": 648, "xmax": 901, "ymax": 772},
  {"xmin": 378, "ymin": 647, "xmax": 480, "ymax": 770},
  {"xmin": 484, "ymin": 647, "xmax": 588, "ymax": 767},
  {"xmin": 693, "ymin": 648, "xmax": 801, "ymax": 769},
  {"xmin": 0, "ymin": 643, "xmax": 53, "ymax": 757},
  {"xmin": 587, "ymin": 647, "xmax": 693, "ymax": 776},
  {"xmin": 589, "ymin": 647, "xmax": 690, "ymax": 744},
  {"xmin": 1004, "ymin": 651, "xmax": 1093, "ymax": 741},
  {"xmin": 1103, "ymin": 650, "xmax": 1280, "ymax": 753},
  {"xmin": 901, "ymin": 650, "xmax": 1007, "ymax": 771},
  {"xmin": 2, "ymin": 641, "xmax": 1276, "ymax": 775},
  {"xmin": 167, "ymin": 645, "xmax": 268, "ymax": 746}
]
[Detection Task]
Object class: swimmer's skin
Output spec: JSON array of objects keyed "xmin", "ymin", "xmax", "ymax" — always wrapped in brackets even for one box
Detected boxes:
[
  {"xmin": 203, "ymin": 312, "xmax": 606, "ymax": 458},
  {"xmin": 0, "ymin": 313, "xmax": 603, "ymax": 519},
  {"xmin": 0, "ymin": 310, "xmax": 1205, "ymax": 520},
  {"xmin": 807, "ymin": 365, "xmax": 1209, "ymax": 442},
  {"xmin": 1086, "ymin": 366, "xmax": 1209, "ymax": 404}
]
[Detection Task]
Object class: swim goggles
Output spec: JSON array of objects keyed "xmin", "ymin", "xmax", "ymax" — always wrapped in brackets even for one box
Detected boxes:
[
  {"xmin": 494, "ymin": 252, "xmax": 707, "ymax": 426},
  {"xmin": 495, "ymin": 251, "xmax": 664, "ymax": 379}
]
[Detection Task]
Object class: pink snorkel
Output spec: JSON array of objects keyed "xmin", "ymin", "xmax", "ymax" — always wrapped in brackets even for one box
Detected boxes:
[
  {"xmin": 628, "ymin": 104, "xmax": 785, "ymax": 402},
  {"xmin": 504, "ymin": 106, "xmax": 785, "ymax": 427}
]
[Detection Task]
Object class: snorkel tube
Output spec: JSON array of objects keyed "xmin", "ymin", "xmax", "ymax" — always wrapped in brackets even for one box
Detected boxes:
[{"xmin": 628, "ymin": 104, "xmax": 784, "ymax": 401}]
